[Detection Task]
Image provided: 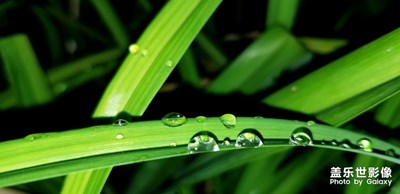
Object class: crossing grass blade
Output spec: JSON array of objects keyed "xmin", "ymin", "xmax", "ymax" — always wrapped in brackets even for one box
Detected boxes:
[
  {"xmin": 266, "ymin": 0, "xmax": 300, "ymax": 30},
  {"xmin": 89, "ymin": 0, "xmax": 129, "ymax": 48},
  {"xmin": 264, "ymin": 27, "xmax": 400, "ymax": 121},
  {"xmin": 177, "ymin": 48, "xmax": 202, "ymax": 88},
  {"xmin": 0, "ymin": 34, "xmax": 54, "ymax": 107},
  {"xmin": 93, "ymin": 0, "xmax": 222, "ymax": 117},
  {"xmin": 0, "ymin": 117, "xmax": 399, "ymax": 187},
  {"xmin": 207, "ymin": 27, "xmax": 311, "ymax": 95},
  {"xmin": 60, "ymin": 168, "xmax": 112, "ymax": 194},
  {"xmin": 195, "ymin": 32, "xmax": 227, "ymax": 68}
]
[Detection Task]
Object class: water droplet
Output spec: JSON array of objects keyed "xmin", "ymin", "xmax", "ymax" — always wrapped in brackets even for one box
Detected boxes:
[
  {"xmin": 187, "ymin": 132, "xmax": 219, "ymax": 153},
  {"xmin": 386, "ymin": 47, "xmax": 394, "ymax": 52},
  {"xmin": 385, "ymin": 149, "xmax": 396, "ymax": 157},
  {"xmin": 291, "ymin": 86, "xmax": 298, "ymax": 92},
  {"xmin": 195, "ymin": 116, "xmax": 207, "ymax": 123},
  {"xmin": 306, "ymin": 120, "xmax": 316, "ymax": 126},
  {"xmin": 141, "ymin": 49, "xmax": 148, "ymax": 56},
  {"xmin": 357, "ymin": 138, "xmax": 372, "ymax": 152},
  {"xmin": 165, "ymin": 60, "xmax": 173, "ymax": 67},
  {"xmin": 170, "ymin": 142, "xmax": 177, "ymax": 147},
  {"xmin": 235, "ymin": 129, "xmax": 263, "ymax": 148},
  {"xmin": 24, "ymin": 133, "xmax": 54, "ymax": 141},
  {"xmin": 220, "ymin": 113, "xmax": 236, "ymax": 129},
  {"xmin": 289, "ymin": 127, "xmax": 313, "ymax": 146},
  {"xmin": 330, "ymin": 140, "xmax": 338, "ymax": 146},
  {"xmin": 113, "ymin": 119, "xmax": 129, "ymax": 126},
  {"xmin": 162, "ymin": 112, "xmax": 186, "ymax": 127},
  {"xmin": 115, "ymin": 133, "xmax": 124, "ymax": 140},
  {"xmin": 129, "ymin": 44, "xmax": 140, "ymax": 54},
  {"xmin": 221, "ymin": 138, "xmax": 231, "ymax": 146},
  {"xmin": 339, "ymin": 140, "xmax": 353, "ymax": 149},
  {"xmin": 254, "ymin": 116, "xmax": 264, "ymax": 119}
]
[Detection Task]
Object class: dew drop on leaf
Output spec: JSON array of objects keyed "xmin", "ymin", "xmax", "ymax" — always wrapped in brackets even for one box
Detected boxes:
[
  {"xmin": 220, "ymin": 113, "xmax": 236, "ymax": 129},
  {"xmin": 113, "ymin": 119, "xmax": 129, "ymax": 126},
  {"xmin": 141, "ymin": 49, "xmax": 148, "ymax": 56},
  {"xmin": 357, "ymin": 138, "xmax": 372, "ymax": 152},
  {"xmin": 115, "ymin": 133, "xmax": 124, "ymax": 140},
  {"xmin": 195, "ymin": 116, "xmax": 207, "ymax": 123},
  {"xmin": 306, "ymin": 120, "xmax": 316, "ymax": 126},
  {"xmin": 187, "ymin": 132, "xmax": 219, "ymax": 153},
  {"xmin": 129, "ymin": 44, "xmax": 140, "ymax": 54},
  {"xmin": 385, "ymin": 149, "xmax": 396, "ymax": 157},
  {"xmin": 235, "ymin": 129, "xmax": 263, "ymax": 148},
  {"xmin": 162, "ymin": 112, "xmax": 186, "ymax": 127},
  {"xmin": 166, "ymin": 60, "xmax": 173, "ymax": 67},
  {"xmin": 289, "ymin": 127, "xmax": 313, "ymax": 146}
]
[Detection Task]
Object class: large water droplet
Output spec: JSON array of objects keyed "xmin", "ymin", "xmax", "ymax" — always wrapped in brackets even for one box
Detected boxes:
[
  {"xmin": 187, "ymin": 132, "xmax": 219, "ymax": 153},
  {"xmin": 357, "ymin": 138, "xmax": 372, "ymax": 152},
  {"xmin": 162, "ymin": 112, "xmax": 186, "ymax": 127},
  {"xmin": 235, "ymin": 129, "xmax": 263, "ymax": 148},
  {"xmin": 220, "ymin": 113, "xmax": 236, "ymax": 129},
  {"xmin": 113, "ymin": 119, "xmax": 129, "ymax": 126},
  {"xmin": 289, "ymin": 127, "xmax": 313, "ymax": 146},
  {"xmin": 115, "ymin": 133, "xmax": 124, "ymax": 140},
  {"xmin": 129, "ymin": 44, "xmax": 140, "ymax": 54},
  {"xmin": 195, "ymin": 116, "xmax": 207, "ymax": 123}
]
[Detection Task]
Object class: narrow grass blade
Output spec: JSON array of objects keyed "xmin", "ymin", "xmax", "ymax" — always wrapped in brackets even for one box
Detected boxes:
[
  {"xmin": 298, "ymin": 37, "xmax": 348, "ymax": 55},
  {"xmin": 316, "ymin": 76, "xmax": 400, "ymax": 126},
  {"xmin": 60, "ymin": 168, "xmax": 112, "ymax": 194},
  {"xmin": 264, "ymin": 27, "xmax": 400, "ymax": 115},
  {"xmin": 0, "ymin": 117, "xmax": 399, "ymax": 187},
  {"xmin": 208, "ymin": 27, "xmax": 310, "ymax": 95},
  {"xmin": 266, "ymin": 0, "xmax": 300, "ymax": 30},
  {"xmin": 375, "ymin": 92, "xmax": 400, "ymax": 129},
  {"xmin": 89, "ymin": 0, "xmax": 129, "ymax": 48},
  {"xmin": 0, "ymin": 34, "xmax": 54, "ymax": 107},
  {"xmin": 177, "ymin": 48, "xmax": 202, "ymax": 88},
  {"xmin": 195, "ymin": 32, "xmax": 227, "ymax": 68},
  {"xmin": 93, "ymin": 0, "xmax": 222, "ymax": 117}
]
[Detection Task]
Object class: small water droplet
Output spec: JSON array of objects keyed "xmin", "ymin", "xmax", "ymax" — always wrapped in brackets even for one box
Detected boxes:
[
  {"xmin": 357, "ymin": 138, "xmax": 372, "ymax": 152},
  {"xmin": 170, "ymin": 142, "xmax": 177, "ymax": 147},
  {"xmin": 162, "ymin": 112, "xmax": 186, "ymax": 127},
  {"xmin": 115, "ymin": 133, "xmax": 124, "ymax": 140},
  {"xmin": 235, "ymin": 129, "xmax": 263, "ymax": 148},
  {"xmin": 129, "ymin": 44, "xmax": 140, "ymax": 54},
  {"xmin": 165, "ymin": 60, "xmax": 173, "ymax": 67},
  {"xmin": 141, "ymin": 49, "xmax": 148, "ymax": 56},
  {"xmin": 386, "ymin": 47, "xmax": 394, "ymax": 52},
  {"xmin": 385, "ymin": 149, "xmax": 396, "ymax": 157},
  {"xmin": 195, "ymin": 116, "xmax": 207, "ymax": 123},
  {"xmin": 254, "ymin": 116, "xmax": 264, "ymax": 119},
  {"xmin": 220, "ymin": 113, "xmax": 236, "ymax": 129},
  {"xmin": 113, "ymin": 119, "xmax": 129, "ymax": 126},
  {"xmin": 291, "ymin": 86, "xmax": 298, "ymax": 92},
  {"xmin": 188, "ymin": 132, "xmax": 219, "ymax": 153},
  {"xmin": 289, "ymin": 127, "xmax": 313, "ymax": 146},
  {"xmin": 24, "ymin": 133, "xmax": 55, "ymax": 141},
  {"xmin": 330, "ymin": 140, "xmax": 338, "ymax": 146},
  {"xmin": 306, "ymin": 120, "xmax": 316, "ymax": 126},
  {"xmin": 221, "ymin": 138, "xmax": 231, "ymax": 146},
  {"xmin": 339, "ymin": 140, "xmax": 353, "ymax": 149}
]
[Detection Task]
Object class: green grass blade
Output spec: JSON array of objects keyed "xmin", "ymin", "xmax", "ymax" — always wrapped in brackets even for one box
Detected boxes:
[
  {"xmin": 298, "ymin": 37, "xmax": 348, "ymax": 55},
  {"xmin": 375, "ymin": 92, "xmax": 400, "ymax": 129},
  {"xmin": 195, "ymin": 32, "xmax": 227, "ymax": 68},
  {"xmin": 264, "ymin": 27, "xmax": 400, "ymax": 115},
  {"xmin": 0, "ymin": 117, "xmax": 399, "ymax": 187},
  {"xmin": 266, "ymin": 0, "xmax": 300, "ymax": 30},
  {"xmin": 93, "ymin": 0, "xmax": 222, "ymax": 117},
  {"xmin": 207, "ymin": 27, "xmax": 310, "ymax": 95},
  {"xmin": 316, "ymin": 76, "xmax": 400, "ymax": 126},
  {"xmin": 0, "ymin": 34, "xmax": 54, "ymax": 107},
  {"xmin": 177, "ymin": 48, "xmax": 202, "ymax": 88},
  {"xmin": 60, "ymin": 168, "xmax": 112, "ymax": 194},
  {"xmin": 90, "ymin": 0, "xmax": 129, "ymax": 48}
]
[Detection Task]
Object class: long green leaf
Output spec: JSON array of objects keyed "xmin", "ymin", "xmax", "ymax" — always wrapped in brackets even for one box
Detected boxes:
[
  {"xmin": 0, "ymin": 34, "xmax": 54, "ymax": 107},
  {"xmin": 266, "ymin": 0, "xmax": 300, "ymax": 30},
  {"xmin": 264, "ymin": 27, "xmax": 400, "ymax": 117},
  {"xmin": 375, "ymin": 92, "xmax": 400, "ymax": 129},
  {"xmin": 0, "ymin": 117, "xmax": 399, "ymax": 187},
  {"xmin": 60, "ymin": 168, "xmax": 112, "ymax": 194},
  {"xmin": 93, "ymin": 0, "xmax": 222, "ymax": 117}
]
